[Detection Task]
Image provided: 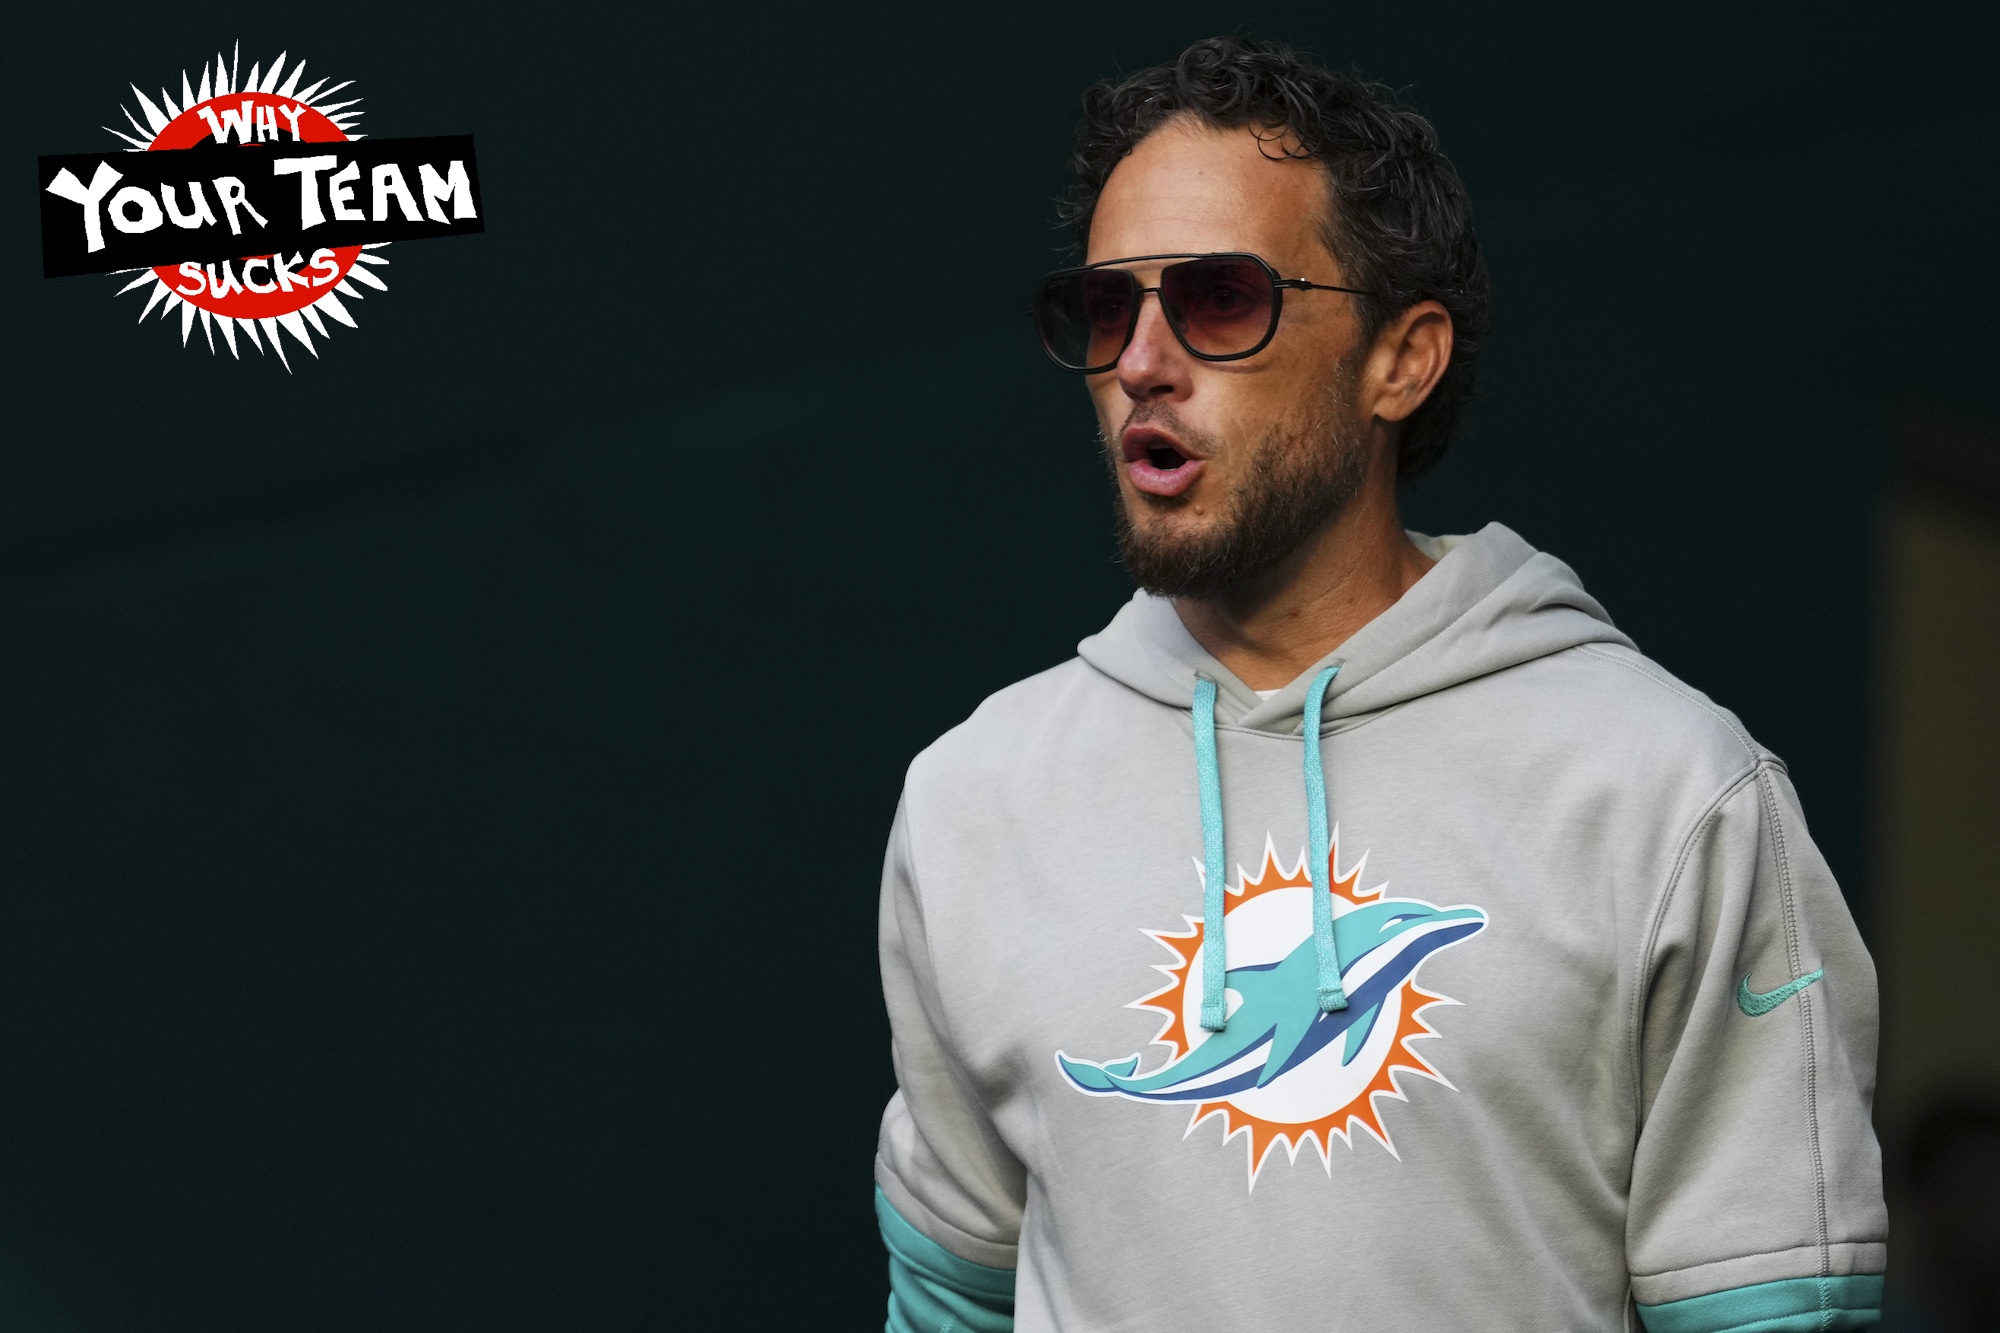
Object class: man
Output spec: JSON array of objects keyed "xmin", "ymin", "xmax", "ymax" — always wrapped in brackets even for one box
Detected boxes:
[{"xmin": 874, "ymin": 36, "xmax": 1885, "ymax": 1333}]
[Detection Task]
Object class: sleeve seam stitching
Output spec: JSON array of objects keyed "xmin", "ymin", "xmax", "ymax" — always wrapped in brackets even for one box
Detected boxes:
[
  {"xmin": 1627, "ymin": 763, "xmax": 1764, "ymax": 1132},
  {"xmin": 1752, "ymin": 766, "xmax": 1833, "ymax": 1293},
  {"xmin": 1628, "ymin": 1238, "xmax": 1887, "ymax": 1279}
]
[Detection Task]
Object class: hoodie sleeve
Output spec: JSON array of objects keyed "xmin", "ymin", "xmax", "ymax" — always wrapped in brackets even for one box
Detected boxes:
[
  {"xmin": 875, "ymin": 797, "xmax": 1022, "ymax": 1332},
  {"xmin": 1627, "ymin": 761, "xmax": 1887, "ymax": 1332}
]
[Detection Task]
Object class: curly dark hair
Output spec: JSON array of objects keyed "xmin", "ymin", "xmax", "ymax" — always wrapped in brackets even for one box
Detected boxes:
[{"xmin": 1062, "ymin": 37, "xmax": 1491, "ymax": 481}]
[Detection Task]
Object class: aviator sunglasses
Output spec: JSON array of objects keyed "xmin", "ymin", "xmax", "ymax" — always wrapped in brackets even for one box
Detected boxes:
[{"xmin": 1033, "ymin": 252, "xmax": 1369, "ymax": 374}]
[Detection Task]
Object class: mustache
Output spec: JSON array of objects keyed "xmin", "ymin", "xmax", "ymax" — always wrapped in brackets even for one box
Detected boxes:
[
  {"xmin": 1118, "ymin": 401, "xmax": 1185, "ymax": 439},
  {"xmin": 1103, "ymin": 403, "xmax": 1224, "ymax": 454}
]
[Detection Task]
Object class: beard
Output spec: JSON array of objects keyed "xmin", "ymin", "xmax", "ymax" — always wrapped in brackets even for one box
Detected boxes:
[{"xmin": 1107, "ymin": 369, "xmax": 1369, "ymax": 600}]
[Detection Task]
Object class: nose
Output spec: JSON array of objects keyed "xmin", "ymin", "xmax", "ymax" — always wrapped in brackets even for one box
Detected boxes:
[{"xmin": 1113, "ymin": 291, "xmax": 1193, "ymax": 404}]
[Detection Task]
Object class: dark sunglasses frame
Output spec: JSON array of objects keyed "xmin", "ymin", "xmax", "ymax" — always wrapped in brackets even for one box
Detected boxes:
[{"xmin": 1033, "ymin": 251, "xmax": 1371, "ymax": 374}]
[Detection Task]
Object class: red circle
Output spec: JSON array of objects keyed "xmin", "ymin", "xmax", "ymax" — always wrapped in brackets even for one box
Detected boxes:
[{"xmin": 147, "ymin": 94, "xmax": 362, "ymax": 320}]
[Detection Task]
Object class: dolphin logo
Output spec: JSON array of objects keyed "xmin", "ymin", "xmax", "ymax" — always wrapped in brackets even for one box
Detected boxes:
[{"xmin": 1057, "ymin": 898, "xmax": 1486, "ymax": 1104}]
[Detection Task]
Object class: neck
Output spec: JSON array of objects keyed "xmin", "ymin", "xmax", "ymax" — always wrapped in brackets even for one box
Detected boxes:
[{"xmin": 1172, "ymin": 469, "xmax": 1433, "ymax": 691}]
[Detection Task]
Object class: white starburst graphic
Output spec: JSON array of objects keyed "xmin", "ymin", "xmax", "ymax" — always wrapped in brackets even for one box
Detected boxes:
[{"xmin": 102, "ymin": 42, "xmax": 388, "ymax": 368}]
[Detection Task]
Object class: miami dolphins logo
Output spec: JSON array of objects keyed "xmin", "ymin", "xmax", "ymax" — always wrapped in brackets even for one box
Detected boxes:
[{"xmin": 1055, "ymin": 834, "xmax": 1487, "ymax": 1187}]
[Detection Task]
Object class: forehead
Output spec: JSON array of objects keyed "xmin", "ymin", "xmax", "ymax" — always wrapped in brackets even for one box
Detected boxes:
[{"xmin": 1086, "ymin": 118, "xmax": 1334, "ymax": 269}]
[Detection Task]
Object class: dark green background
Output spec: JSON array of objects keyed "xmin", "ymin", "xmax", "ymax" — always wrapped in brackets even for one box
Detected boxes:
[{"xmin": 3, "ymin": 3, "xmax": 1995, "ymax": 1327}]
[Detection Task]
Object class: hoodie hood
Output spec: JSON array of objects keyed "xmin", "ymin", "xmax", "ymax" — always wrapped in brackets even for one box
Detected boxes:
[{"xmin": 1077, "ymin": 522, "xmax": 1634, "ymax": 733}]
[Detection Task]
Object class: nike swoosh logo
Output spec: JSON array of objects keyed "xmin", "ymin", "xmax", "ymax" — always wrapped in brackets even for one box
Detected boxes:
[{"xmin": 1737, "ymin": 968, "xmax": 1824, "ymax": 1017}]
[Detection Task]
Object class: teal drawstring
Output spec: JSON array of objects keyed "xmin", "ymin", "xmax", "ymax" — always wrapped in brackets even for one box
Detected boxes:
[
  {"xmin": 1303, "ymin": 666, "xmax": 1348, "ymax": 1012},
  {"xmin": 1193, "ymin": 678, "xmax": 1229, "ymax": 1032},
  {"xmin": 1191, "ymin": 666, "xmax": 1348, "ymax": 1034}
]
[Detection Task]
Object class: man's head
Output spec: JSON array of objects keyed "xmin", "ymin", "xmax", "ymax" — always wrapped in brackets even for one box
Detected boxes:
[{"xmin": 1057, "ymin": 38, "xmax": 1488, "ymax": 599}]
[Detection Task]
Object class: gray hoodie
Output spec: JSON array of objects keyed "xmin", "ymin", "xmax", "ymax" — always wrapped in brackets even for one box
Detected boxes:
[{"xmin": 875, "ymin": 523, "xmax": 1886, "ymax": 1332}]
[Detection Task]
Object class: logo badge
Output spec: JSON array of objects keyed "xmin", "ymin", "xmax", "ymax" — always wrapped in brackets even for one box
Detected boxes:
[
  {"xmin": 38, "ymin": 44, "xmax": 482, "ymax": 367},
  {"xmin": 1056, "ymin": 835, "xmax": 1487, "ymax": 1188},
  {"xmin": 1737, "ymin": 968, "xmax": 1824, "ymax": 1017}
]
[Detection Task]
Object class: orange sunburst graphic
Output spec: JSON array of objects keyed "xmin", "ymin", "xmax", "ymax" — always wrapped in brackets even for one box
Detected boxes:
[{"xmin": 1063, "ymin": 832, "xmax": 1487, "ymax": 1188}]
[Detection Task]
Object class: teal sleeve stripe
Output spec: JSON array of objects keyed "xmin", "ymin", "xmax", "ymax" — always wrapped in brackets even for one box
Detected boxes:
[
  {"xmin": 1636, "ymin": 1274, "xmax": 1883, "ymax": 1333},
  {"xmin": 876, "ymin": 1188, "xmax": 1015, "ymax": 1333}
]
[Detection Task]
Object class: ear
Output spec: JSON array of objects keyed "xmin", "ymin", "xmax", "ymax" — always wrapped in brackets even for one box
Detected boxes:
[{"xmin": 1361, "ymin": 299, "xmax": 1454, "ymax": 425}]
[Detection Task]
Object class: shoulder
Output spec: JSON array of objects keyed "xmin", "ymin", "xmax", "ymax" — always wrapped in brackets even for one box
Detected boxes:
[
  {"xmin": 906, "ymin": 656, "xmax": 1127, "ymax": 796},
  {"xmin": 1506, "ymin": 641, "xmax": 1777, "ymax": 791}
]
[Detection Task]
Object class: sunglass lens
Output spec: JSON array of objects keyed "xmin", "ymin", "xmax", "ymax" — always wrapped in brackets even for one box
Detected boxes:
[
  {"xmin": 1035, "ymin": 270, "xmax": 1136, "ymax": 371},
  {"xmin": 1160, "ymin": 258, "xmax": 1277, "ymax": 357}
]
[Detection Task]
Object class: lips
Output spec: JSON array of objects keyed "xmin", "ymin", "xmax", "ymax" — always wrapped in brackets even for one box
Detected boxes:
[{"xmin": 1121, "ymin": 426, "xmax": 1206, "ymax": 498}]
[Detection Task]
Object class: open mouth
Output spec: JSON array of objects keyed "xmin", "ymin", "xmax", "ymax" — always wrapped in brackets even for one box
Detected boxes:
[{"xmin": 1121, "ymin": 427, "xmax": 1206, "ymax": 498}]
